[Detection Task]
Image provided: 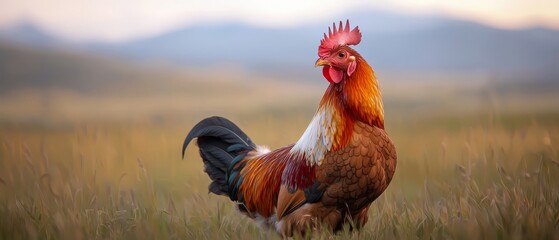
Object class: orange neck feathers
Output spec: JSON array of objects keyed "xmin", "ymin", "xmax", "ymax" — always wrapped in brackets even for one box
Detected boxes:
[
  {"xmin": 332, "ymin": 52, "xmax": 385, "ymax": 130},
  {"xmin": 290, "ymin": 52, "xmax": 384, "ymax": 167}
]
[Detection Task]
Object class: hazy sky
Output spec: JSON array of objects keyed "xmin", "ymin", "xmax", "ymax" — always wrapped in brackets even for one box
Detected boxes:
[{"xmin": 1, "ymin": 0, "xmax": 558, "ymax": 42}]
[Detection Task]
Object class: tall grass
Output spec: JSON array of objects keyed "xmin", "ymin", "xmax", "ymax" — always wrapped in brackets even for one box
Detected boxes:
[{"xmin": 0, "ymin": 111, "xmax": 557, "ymax": 239}]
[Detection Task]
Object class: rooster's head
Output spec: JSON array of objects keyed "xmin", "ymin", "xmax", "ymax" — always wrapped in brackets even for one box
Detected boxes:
[{"xmin": 316, "ymin": 20, "xmax": 362, "ymax": 84}]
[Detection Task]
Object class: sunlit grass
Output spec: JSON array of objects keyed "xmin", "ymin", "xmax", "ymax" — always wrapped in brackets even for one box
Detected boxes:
[{"xmin": 0, "ymin": 110, "xmax": 557, "ymax": 239}]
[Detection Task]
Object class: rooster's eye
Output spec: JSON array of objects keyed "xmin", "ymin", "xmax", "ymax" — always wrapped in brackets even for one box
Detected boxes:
[{"xmin": 338, "ymin": 52, "xmax": 346, "ymax": 58}]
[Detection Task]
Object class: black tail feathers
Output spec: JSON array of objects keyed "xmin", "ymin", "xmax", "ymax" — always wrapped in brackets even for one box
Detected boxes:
[{"xmin": 182, "ymin": 116, "xmax": 256, "ymax": 195}]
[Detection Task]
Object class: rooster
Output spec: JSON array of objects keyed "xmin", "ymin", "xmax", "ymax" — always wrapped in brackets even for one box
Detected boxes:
[{"xmin": 182, "ymin": 20, "xmax": 397, "ymax": 237}]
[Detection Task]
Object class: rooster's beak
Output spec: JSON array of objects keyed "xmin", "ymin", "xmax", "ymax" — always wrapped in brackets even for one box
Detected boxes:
[{"xmin": 315, "ymin": 58, "xmax": 329, "ymax": 67}]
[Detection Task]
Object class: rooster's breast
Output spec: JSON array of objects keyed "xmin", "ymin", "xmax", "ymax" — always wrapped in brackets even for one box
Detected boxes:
[{"xmin": 316, "ymin": 121, "xmax": 397, "ymax": 213}]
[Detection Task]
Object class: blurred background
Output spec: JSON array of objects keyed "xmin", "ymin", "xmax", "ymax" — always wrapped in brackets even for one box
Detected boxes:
[
  {"xmin": 0, "ymin": 0, "xmax": 558, "ymax": 124},
  {"xmin": 0, "ymin": 1, "xmax": 558, "ymax": 239}
]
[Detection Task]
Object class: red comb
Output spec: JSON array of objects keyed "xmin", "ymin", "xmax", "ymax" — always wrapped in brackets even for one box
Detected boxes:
[{"xmin": 318, "ymin": 20, "xmax": 362, "ymax": 58}]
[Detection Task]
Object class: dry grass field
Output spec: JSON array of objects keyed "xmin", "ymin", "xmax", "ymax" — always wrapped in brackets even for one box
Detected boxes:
[{"xmin": 1, "ymin": 107, "xmax": 558, "ymax": 239}]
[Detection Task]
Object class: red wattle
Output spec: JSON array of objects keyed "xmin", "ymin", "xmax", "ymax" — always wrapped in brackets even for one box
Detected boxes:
[
  {"xmin": 322, "ymin": 66, "xmax": 333, "ymax": 83},
  {"xmin": 322, "ymin": 66, "xmax": 343, "ymax": 84}
]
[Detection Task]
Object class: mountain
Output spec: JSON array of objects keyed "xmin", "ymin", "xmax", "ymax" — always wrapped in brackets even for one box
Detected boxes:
[
  {"xmin": 89, "ymin": 10, "xmax": 559, "ymax": 75},
  {"xmin": 87, "ymin": 22, "xmax": 319, "ymax": 76},
  {"xmin": 2, "ymin": 10, "xmax": 559, "ymax": 77},
  {"xmin": 0, "ymin": 41, "xmax": 122, "ymax": 92},
  {"xmin": 0, "ymin": 21, "xmax": 61, "ymax": 47},
  {"xmin": 368, "ymin": 20, "xmax": 559, "ymax": 72}
]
